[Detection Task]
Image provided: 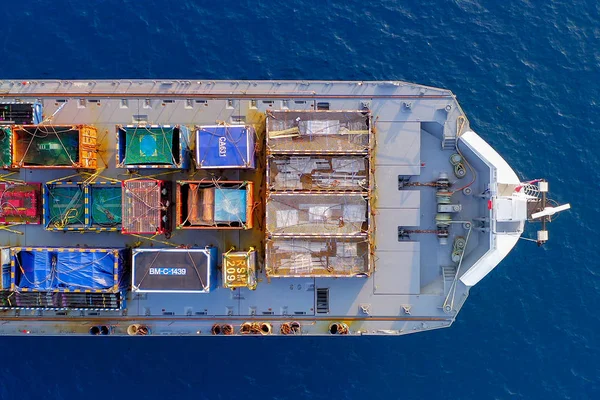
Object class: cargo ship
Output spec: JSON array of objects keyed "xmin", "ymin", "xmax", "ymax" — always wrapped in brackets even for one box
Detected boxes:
[{"xmin": 0, "ymin": 79, "xmax": 570, "ymax": 336}]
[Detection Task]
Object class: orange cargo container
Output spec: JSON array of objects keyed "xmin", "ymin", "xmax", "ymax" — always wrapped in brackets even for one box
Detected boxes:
[
  {"xmin": 11, "ymin": 124, "xmax": 97, "ymax": 169},
  {"xmin": 175, "ymin": 180, "xmax": 254, "ymax": 230}
]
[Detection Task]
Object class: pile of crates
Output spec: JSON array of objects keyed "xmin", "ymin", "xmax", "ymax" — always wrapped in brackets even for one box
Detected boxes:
[
  {"xmin": 0, "ymin": 117, "xmax": 262, "ymax": 309},
  {"xmin": 265, "ymin": 110, "xmax": 373, "ymax": 278}
]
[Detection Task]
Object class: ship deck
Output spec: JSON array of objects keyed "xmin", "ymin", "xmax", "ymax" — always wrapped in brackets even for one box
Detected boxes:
[{"xmin": 0, "ymin": 79, "xmax": 493, "ymax": 336}]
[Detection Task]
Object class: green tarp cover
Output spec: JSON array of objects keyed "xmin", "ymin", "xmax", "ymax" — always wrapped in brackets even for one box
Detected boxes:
[
  {"xmin": 125, "ymin": 127, "xmax": 174, "ymax": 165},
  {"xmin": 18, "ymin": 127, "xmax": 80, "ymax": 166},
  {"xmin": 91, "ymin": 187, "xmax": 122, "ymax": 226},
  {"xmin": 0, "ymin": 127, "xmax": 11, "ymax": 167},
  {"xmin": 47, "ymin": 187, "xmax": 85, "ymax": 227}
]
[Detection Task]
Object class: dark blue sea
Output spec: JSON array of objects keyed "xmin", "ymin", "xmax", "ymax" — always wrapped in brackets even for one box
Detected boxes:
[{"xmin": 2, "ymin": 0, "xmax": 598, "ymax": 398}]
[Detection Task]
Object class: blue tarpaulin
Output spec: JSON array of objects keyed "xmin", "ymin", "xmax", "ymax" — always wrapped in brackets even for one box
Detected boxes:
[
  {"xmin": 1, "ymin": 248, "xmax": 10, "ymax": 289},
  {"xmin": 33, "ymin": 101, "xmax": 43, "ymax": 124},
  {"xmin": 196, "ymin": 125, "xmax": 255, "ymax": 169},
  {"xmin": 17, "ymin": 250, "xmax": 55, "ymax": 290},
  {"xmin": 56, "ymin": 252, "xmax": 116, "ymax": 290},
  {"xmin": 1, "ymin": 265, "xmax": 9, "ymax": 290},
  {"xmin": 214, "ymin": 188, "xmax": 247, "ymax": 223},
  {"xmin": 13, "ymin": 248, "xmax": 126, "ymax": 292}
]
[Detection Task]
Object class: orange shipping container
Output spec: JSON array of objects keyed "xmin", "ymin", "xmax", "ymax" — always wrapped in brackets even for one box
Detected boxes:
[{"xmin": 11, "ymin": 124, "xmax": 97, "ymax": 169}]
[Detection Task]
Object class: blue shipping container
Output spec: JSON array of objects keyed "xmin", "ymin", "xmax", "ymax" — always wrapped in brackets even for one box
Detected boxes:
[{"xmin": 195, "ymin": 125, "xmax": 255, "ymax": 169}]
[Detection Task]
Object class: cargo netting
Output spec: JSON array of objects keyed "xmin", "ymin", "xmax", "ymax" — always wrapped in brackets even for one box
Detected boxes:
[
  {"xmin": 45, "ymin": 185, "xmax": 85, "ymax": 228},
  {"xmin": 267, "ymin": 111, "xmax": 370, "ymax": 154},
  {"xmin": 0, "ymin": 183, "xmax": 40, "ymax": 225},
  {"xmin": 266, "ymin": 237, "xmax": 370, "ymax": 277},
  {"xmin": 178, "ymin": 180, "xmax": 251, "ymax": 229},
  {"xmin": 90, "ymin": 186, "xmax": 122, "ymax": 227},
  {"xmin": 0, "ymin": 126, "xmax": 11, "ymax": 167},
  {"xmin": 121, "ymin": 126, "xmax": 178, "ymax": 165},
  {"xmin": 266, "ymin": 193, "xmax": 368, "ymax": 236},
  {"xmin": 122, "ymin": 180, "xmax": 166, "ymax": 234},
  {"xmin": 268, "ymin": 155, "xmax": 369, "ymax": 191}
]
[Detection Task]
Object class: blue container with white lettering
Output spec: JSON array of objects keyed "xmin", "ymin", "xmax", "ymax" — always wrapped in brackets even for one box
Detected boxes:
[
  {"xmin": 195, "ymin": 125, "xmax": 256, "ymax": 169},
  {"xmin": 131, "ymin": 247, "xmax": 218, "ymax": 293}
]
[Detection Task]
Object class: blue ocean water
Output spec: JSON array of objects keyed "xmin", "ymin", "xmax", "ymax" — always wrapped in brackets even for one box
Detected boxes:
[{"xmin": 1, "ymin": 0, "xmax": 599, "ymax": 398}]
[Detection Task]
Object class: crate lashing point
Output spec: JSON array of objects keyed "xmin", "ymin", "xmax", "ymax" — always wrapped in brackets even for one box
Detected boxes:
[
  {"xmin": 46, "ymin": 173, "xmax": 81, "ymax": 184},
  {"xmin": 81, "ymin": 170, "xmax": 120, "ymax": 184},
  {"xmin": 250, "ymin": 201, "xmax": 262, "ymax": 230}
]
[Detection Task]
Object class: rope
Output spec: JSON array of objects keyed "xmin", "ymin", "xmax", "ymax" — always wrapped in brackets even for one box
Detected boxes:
[{"xmin": 128, "ymin": 233, "xmax": 178, "ymax": 247}]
